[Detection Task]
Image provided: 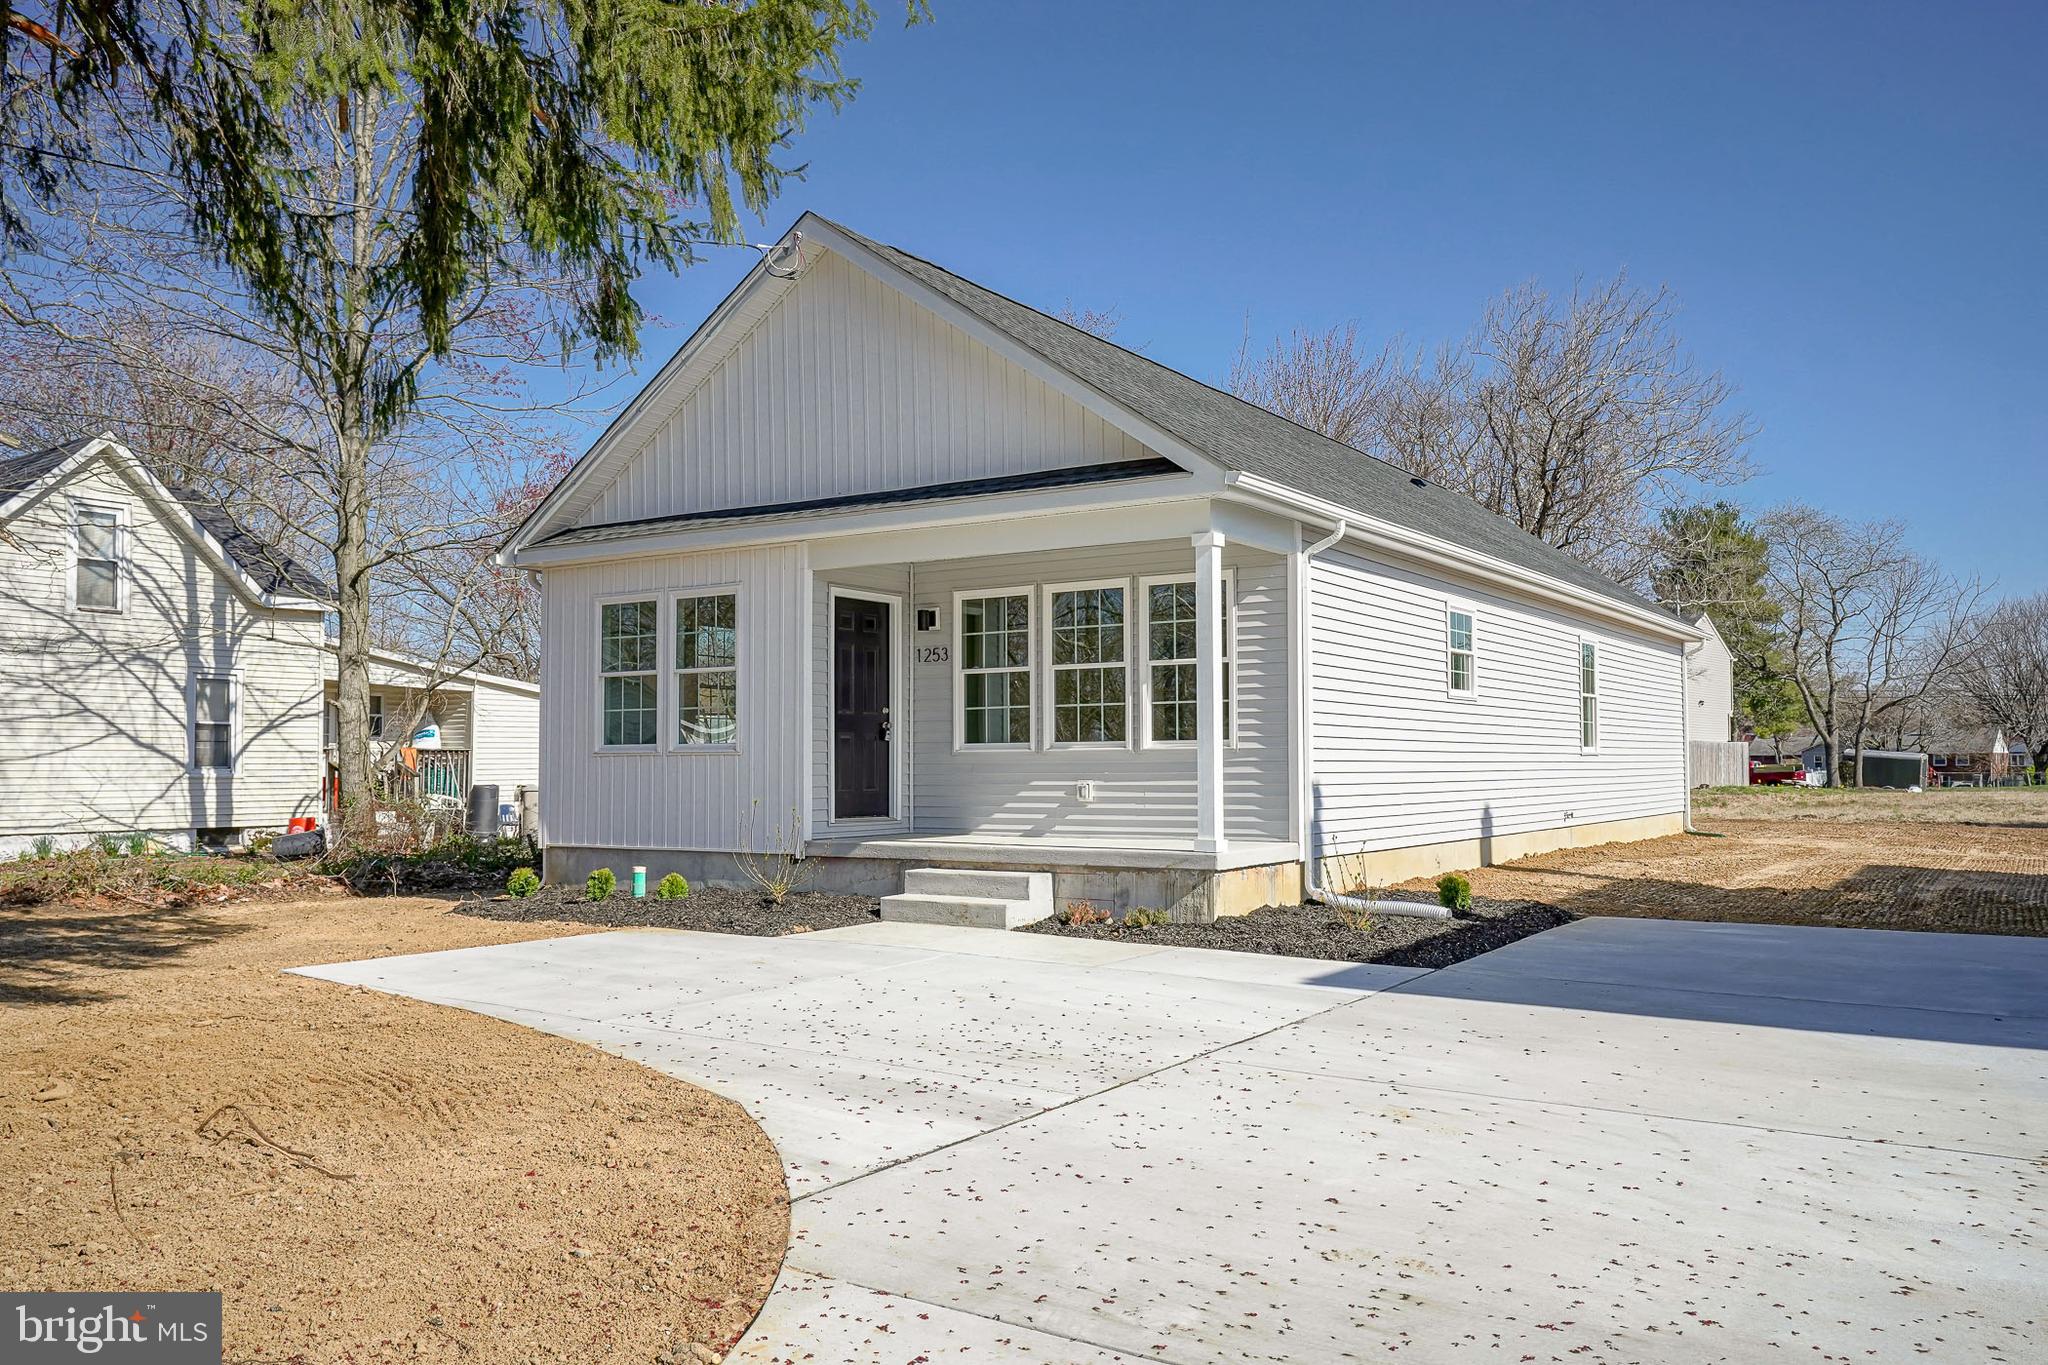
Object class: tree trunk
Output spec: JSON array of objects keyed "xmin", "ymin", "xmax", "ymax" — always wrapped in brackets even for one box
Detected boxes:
[{"xmin": 333, "ymin": 435, "xmax": 375, "ymax": 836}]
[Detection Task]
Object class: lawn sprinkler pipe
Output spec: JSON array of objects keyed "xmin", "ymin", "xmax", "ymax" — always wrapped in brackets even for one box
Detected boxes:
[{"xmin": 632, "ymin": 865, "xmax": 647, "ymax": 898}]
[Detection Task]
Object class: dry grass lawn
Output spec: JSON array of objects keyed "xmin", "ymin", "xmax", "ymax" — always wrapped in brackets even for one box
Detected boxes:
[
  {"xmin": 0, "ymin": 897, "xmax": 787, "ymax": 1364},
  {"xmin": 1419, "ymin": 786, "xmax": 2048, "ymax": 935}
]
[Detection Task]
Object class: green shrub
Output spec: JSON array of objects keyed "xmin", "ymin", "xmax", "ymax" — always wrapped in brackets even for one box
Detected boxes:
[
  {"xmin": 585, "ymin": 867, "xmax": 617, "ymax": 901},
  {"xmin": 124, "ymin": 832, "xmax": 151, "ymax": 856},
  {"xmin": 506, "ymin": 867, "xmax": 541, "ymax": 898},
  {"xmin": 32, "ymin": 836, "xmax": 56, "ymax": 859},
  {"xmin": 656, "ymin": 872, "xmax": 690, "ymax": 901},
  {"xmin": 94, "ymin": 833, "xmax": 124, "ymax": 856},
  {"xmin": 1121, "ymin": 907, "xmax": 1170, "ymax": 929},
  {"xmin": 1436, "ymin": 872, "xmax": 1472, "ymax": 912}
]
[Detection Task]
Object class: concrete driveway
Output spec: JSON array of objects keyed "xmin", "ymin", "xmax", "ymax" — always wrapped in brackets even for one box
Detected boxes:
[{"xmin": 295, "ymin": 916, "xmax": 2048, "ymax": 1362}]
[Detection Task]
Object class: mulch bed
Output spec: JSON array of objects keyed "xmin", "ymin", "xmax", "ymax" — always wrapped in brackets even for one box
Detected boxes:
[
  {"xmin": 455, "ymin": 884, "xmax": 882, "ymax": 935},
  {"xmin": 1025, "ymin": 894, "xmax": 1576, "ymax": 969}
]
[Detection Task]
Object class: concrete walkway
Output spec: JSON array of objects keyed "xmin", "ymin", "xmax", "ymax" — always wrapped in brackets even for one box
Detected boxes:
[{"xmin": 294, "ymin": 917, "xmax": 2048, "ymax": 1363}]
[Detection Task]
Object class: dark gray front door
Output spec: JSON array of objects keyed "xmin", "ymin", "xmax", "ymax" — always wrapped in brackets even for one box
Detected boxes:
[{"xmin": 833, "ymin": 596, "xmax": 891, "ymax": 818}]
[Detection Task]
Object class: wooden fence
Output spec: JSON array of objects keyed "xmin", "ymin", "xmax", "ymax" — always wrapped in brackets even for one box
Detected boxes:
[{"xmin": 1690, "ymin": 740, "xmax": 1750, "ymax": 788}]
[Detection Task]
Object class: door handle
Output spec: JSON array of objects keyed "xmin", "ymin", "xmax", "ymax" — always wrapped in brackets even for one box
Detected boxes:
[{"xmin": 880, "ymin": 718, "xmax": 892, "ymax": 742}]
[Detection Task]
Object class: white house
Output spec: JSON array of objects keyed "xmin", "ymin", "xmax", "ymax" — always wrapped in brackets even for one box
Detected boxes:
[
  {"xmin": 1683, "ymin": 613, "xmax": 1737, "ymax": 743},
  {"xmin": 500, "ymin": 215, "xmax": 1702, "ymax": 921},
  {"xmin": 0, "ymin": 434, "xmax": 540, "ymax": 853}
]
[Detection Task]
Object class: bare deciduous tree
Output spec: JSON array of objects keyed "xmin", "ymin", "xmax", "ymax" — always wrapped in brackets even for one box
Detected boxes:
[
  {"xmin": 1762, "ymin": 505, "xmax": 1982, "ymax": 784},
  {"xmin": 1055, "ymin": 302, "xmax": 1123, "ymax": 341},
  {"xmin": 1952, "ymin": 593, "xmax": 2048, "ymax": 775},
  {"xmin": 1229, "ymin": 274, "xmax": 1756, "ymax": 581}
]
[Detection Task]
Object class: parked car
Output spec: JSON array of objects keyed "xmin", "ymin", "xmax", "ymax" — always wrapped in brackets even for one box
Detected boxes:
[{"xmin": 1750, "ymin": 758, "xmax": 1804, "ymax": 786}]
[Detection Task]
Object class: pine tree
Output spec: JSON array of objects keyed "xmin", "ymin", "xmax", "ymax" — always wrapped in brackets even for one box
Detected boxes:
[{"xmin": 1652, "ymin": 502, "xmax": 1803, "ymax": 741}]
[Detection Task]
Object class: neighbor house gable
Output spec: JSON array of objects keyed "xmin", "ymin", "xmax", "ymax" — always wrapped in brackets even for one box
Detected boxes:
[{"xmin": 510, "ymin": 219, "xmax": 1207, "ymax": 551}]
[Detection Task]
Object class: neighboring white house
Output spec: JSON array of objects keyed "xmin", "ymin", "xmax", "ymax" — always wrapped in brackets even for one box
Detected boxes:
[
  {"xmin": 1683, "ymin": 613, "xmax": 1736, "ymax": 743},
  {"xmin": 0, "ymin": 434, "xmax": 540, "ymax": 853},
  {"xmin": 500, "ymin": 214, "xmax": 1702, "ymax": 920}
]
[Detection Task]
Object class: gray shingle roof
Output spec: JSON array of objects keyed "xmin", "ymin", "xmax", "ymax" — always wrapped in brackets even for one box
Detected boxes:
[
  {"xmin": 821, "ymin": 218, "xmax": 1668, "ymax": 619},
  {"xmin": 541, "ymin": 457, "xmax": 1186, "ymax": 548},
  {"xmin": 0, "ymin": 436, "xmax": 332, "ymax": 601}
]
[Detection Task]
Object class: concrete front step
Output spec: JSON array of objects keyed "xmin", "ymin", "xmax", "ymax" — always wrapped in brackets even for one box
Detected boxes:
[
  {"xmin": 902, "ymin": 867, "xmax": 1052, "ymax": 903},
  {"xmin": 878, "ymin": 892, "xmax": 1042, "ymax": 930}
]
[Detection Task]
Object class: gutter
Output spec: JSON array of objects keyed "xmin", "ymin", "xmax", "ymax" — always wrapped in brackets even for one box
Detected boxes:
[{"xmin": 1292, "ymin": 514, "xmax": 1449, "ymax": 921}]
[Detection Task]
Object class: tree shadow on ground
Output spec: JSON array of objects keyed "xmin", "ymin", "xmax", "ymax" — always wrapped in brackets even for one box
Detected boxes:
[{"xmin": 0, "ymin": 902, "xmax": 255, "ymax": 1007}]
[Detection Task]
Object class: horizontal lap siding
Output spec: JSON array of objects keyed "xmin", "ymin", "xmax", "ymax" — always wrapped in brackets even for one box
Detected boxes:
[
  {"xmin": 1309, "ymin": 546, "xmax": 1683, "ymax": 859},
  {"xmin": 469, "ymin": 683, "xmax": 541, "ymax": 792},
  {"xmin": 539, "ymin": 545, "xmax": 805, "ymax": 852},
  {"xmin": 580, "ymin": 250, "xmax": 1153, "ymax": 528},
  {"xmin": 908, "ymin": 541, "xmax": 1288, "ymax": 842},
  {"xmin": 0, "ymin": 460, "xmax": 325, "ymax": 839}
]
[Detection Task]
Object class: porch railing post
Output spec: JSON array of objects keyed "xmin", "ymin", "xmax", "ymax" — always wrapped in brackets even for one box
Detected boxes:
[{"xmin": 1193, "ymin": 530, "xmax": 1227, "ymax": 854}]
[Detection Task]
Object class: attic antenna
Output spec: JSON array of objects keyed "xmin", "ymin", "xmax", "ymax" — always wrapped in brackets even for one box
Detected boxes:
[{"xmin": 757, "ymin": 231, "xmax": 805, "ymax": 280}]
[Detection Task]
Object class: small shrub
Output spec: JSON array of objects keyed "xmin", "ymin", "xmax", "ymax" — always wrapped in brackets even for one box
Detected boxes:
[
  {"xmin": 585, "ymin": 867, "xmax": 617, "ymax": 901},
  {"xmin": 32, "ymin": 836, "xmax": 56, "ymax": 859},
  {"xmin": 1332, "ymin": 896, "xmax": 1375, "ymax": 933},
  {"xmin": 656, "ymin": 872, "xmax": 690, "ymax": 901},
  {"xmin": 1059, "ymin": 901, "xmax": 1110, "ymax": 927},
  {"xmin": 1121, "ymin": 906, "xmax": 1170, "ymax": 929},
  {"xmin": 1436, "ymin": 872, "xmax": 1473, "ymax": 912},
  {"xmin": 731, "ymin": 803, "xmax": 814, "ymax": 904},
  {"xmin": 506, "ymin": 867, "xmax": 541, "ymax": 898}
]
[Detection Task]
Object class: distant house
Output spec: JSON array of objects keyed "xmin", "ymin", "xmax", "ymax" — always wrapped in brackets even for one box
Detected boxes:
[
  {"xmin": 1683, "ymin": 613, "xmax": 1736, "ymax": 743},
  {"xmin": 0, "ymin": 434, "xmax": 539, "ymax": 853},
  {"xmin": 1921, "ymin": 727, "xmax": 2022, "ymax": 785},
  {"xmin": 498, "ymin": 213, "xmax": 1705, "ymax": 921}
]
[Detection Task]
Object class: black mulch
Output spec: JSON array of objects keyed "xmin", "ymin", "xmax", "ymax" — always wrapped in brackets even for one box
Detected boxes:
[
  {"xmin": 1025, "ymin": 894, "xmax": 1577, "ymax": 970},
  {"xmin": 453, "ymin": 884, "xmax": 881, "ymax": 936}
]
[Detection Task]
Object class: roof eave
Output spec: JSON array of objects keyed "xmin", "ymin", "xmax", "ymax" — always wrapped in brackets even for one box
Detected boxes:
[{"xmin": 1225, "ymin": 472, "xmax": 1704, "ymax": 644}]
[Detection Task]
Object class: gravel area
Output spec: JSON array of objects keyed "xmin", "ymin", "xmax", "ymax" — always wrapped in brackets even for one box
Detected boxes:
[
  {"xmin": 1025, "ymin": 894, "xmax": 1575, "ymax": 969},
  {"xmin": 456, "ymin": 884, "xmax": 882, "ymax": 935}
]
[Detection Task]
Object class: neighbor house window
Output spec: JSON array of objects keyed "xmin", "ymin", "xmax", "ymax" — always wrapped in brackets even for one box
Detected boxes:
[
  {"xmin": 599, "ymin": 599, "xmax": 659, "ymax": 747},
  {"xmin": 1142, "ymin": 575, "xmax": 1232, "ymax": 745},
  {"xmin": 193, "ymin": 676, "xmax": 235, "ymax": 771},
  {"xmin": 74, "ymin": 504, "xmax": 122, "ymax": 611},
  {"xmin": 1047, "ymin": 583, "xmax": 1128, "ymax": 745},
  {"xmin": 675, "ymin": 591, "xmax": 739, "ymax": 745},
  {"xmin": 1447, "ymin": 608, "xmax": 1476, "ymax": 694},
  {"xmin": 1579, "ymin": 640, "xmax": 1599, "ymax": 749},
  {"xmin": 368, "ymin": 694, "xmax": 386, "ymax": 740},
  {"xmin": 958, "ymin": 591, "xmax": 1032, "ymax": 746}
]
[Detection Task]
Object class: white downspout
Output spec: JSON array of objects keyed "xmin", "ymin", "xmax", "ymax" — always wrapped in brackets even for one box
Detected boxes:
[{"xmin": 1295, "ymin": 517, "xmax": 1449, "ymax": 921}]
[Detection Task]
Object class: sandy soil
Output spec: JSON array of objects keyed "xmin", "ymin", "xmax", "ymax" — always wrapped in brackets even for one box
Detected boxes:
[
  {"xmin": 0, "ymin": 897, "xmax": 788, "ymax": 1364},
  {"xmin": 1427, "ymin": 811, "xmax": 2048, "ymax": 935}
]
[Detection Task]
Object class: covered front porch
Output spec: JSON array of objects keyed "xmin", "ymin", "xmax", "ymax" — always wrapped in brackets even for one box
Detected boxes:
[{"xmin": 795, "ymin": 496, "xmax": 1308, "ymax": 918}]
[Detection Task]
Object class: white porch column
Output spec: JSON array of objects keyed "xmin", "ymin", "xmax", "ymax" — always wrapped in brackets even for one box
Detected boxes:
[{"xmin": 1193, "ymin": 530, "xmax": 1227, "ymax": 854}]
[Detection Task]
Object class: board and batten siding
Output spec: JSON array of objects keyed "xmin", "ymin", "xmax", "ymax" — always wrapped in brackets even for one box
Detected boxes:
[
  {"xmin": 901, "ymin": 539, "xmax": 1289, "ymax": 842},
  {"xmin": 1308, "ymin": 545, "xmax": 1684, "ymax": 861},
  {"xmin": 576, "ymin": 248, "xmax": 1157, "ymax": 529},
  {"xmin": 0, "ymin": 459, "xmax": 326, "ymax": 846},
  {"xmin": 538, "ymin": 543, "xmax": 807, "ymax": 853}
]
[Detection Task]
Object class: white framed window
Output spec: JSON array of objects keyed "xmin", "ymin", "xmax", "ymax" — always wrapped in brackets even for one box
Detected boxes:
[
  {"xmin": 598, "ymin": 597, "xmax": 660, "ymax": 748},
  {"xmin": 192, "ymin": 675, "xmax": 237, "ymax": 773},
  {"xmin": 956, "ymin": 588, "xmax": 1033, "ymax": 748},
  {"xmin": 1044, "ymin": 580, "xmax": 1130, "ymax": 747},
  {"xmin": 1139, "ymin": 571, "xmax": 1234, "ymax": 747},
  {"xmin": 1579, "ymin": 639, "xmax": 1599, "ymax": 751},
  {"xmin": 368, "ymin": 694, "xmax": 387, "ymax": 741},
  {"xmin": 673, "ymin": 590, "xmax": 739, "ymax": 747},
  {"xmin": 72, "ymin": 501, "xmax": 125, "ymax": 613},
  {"xmin": 1446, "ymin": 605, "xmax": 1476, "ymax": 696}
]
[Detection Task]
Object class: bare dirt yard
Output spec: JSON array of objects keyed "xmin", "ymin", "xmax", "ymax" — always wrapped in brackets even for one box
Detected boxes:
[
  {"xmin": 0, "ymin": 896, "xmax": 788, "ymax": 1364},
  {"xmin": 1418, "ymin": 786, "xmax": 2048, "ymax": 935}
]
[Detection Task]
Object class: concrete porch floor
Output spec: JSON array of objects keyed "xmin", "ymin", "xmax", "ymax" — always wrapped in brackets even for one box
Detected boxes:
[{"xmin": 293, "ymin": 917, "xmax": 2048, "ymax": 1362}]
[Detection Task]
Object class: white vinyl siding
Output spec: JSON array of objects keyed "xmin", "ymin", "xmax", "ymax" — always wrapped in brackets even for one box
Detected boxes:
[
  {"xmin": 576, "ymin": 249, "xmax": 1156, "ymax": 530},
  {"xmin": 0, "ymin": 458, "xmax": 327, "ymax": 847},
  {"xmin": 539, "ymin": 544, "xmax": 807, "ymax": 854},
  {"xmin": 1307, "ymin": 544, "xmax": 1684, "ymax": 863},
  {"xmin": 911, "ymin": 540, "xmax": 1288, "ymax": 842},
  {"xmin": 467, "ymin": 680, "xmax": 541, "ymax": 792}
]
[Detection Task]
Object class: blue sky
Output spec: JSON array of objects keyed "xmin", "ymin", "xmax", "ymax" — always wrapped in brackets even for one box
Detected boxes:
[{"xmin": 601, "ymin": 1, "xmax": 2046, "ymax": 594}]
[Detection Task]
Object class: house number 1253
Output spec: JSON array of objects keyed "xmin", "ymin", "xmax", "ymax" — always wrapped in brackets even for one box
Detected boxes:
[{"xmin": 915, "ymin": 645, "xmax": 950, "ymax": 664}]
